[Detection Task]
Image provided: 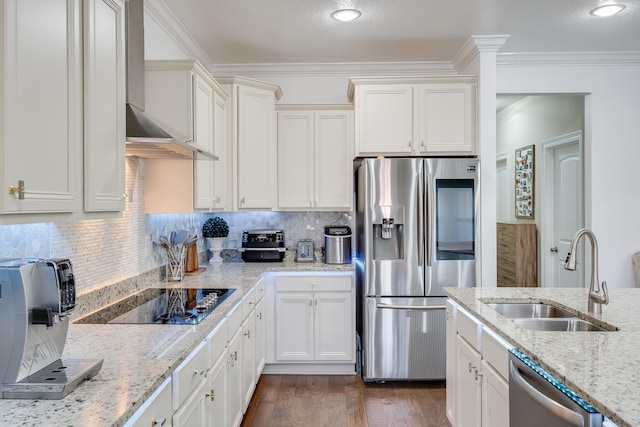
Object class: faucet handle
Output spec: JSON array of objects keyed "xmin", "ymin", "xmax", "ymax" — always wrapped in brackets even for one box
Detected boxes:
[{"xmin": 600, "ymin": 281, "xmax": 610, "ymax": 305}]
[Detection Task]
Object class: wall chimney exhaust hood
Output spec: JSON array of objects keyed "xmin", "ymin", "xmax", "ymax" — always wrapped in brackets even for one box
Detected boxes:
[{"xmin": 124, "ymin": 0, "xmax": 216, "ymax": 160}]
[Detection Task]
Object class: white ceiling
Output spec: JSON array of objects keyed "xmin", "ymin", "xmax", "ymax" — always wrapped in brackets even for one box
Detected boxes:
[{"xmin": 160, "ymin": 0, "xmax": 640, "ymax": 65}]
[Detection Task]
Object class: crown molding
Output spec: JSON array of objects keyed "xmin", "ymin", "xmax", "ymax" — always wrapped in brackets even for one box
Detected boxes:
[
  {"xmin": 208, "ymin": 61, "xmax": 457, "ymax": 77},
  {"xmin": 497, "ymin": 51, "xmax": 640, "ymax": 67},
  {"xmin": 144, "ymin": 0, "xmax": 215, "ymax": 70},
  {"xmin": 452, "ymin": 35, "xmax": 510, "ymax": 72}
]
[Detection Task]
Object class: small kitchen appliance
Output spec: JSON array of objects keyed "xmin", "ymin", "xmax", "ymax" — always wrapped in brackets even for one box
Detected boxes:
[
  {"xmin": 240, "ymin": 230, "xmax": 286, "ymax": 262},
  {"xmin": 295, "ymin": 239, "xmax": 315, "ymax": 262},
  {"xmin": 0, "ymin": 258, "xmax": 103, "ymax": 399},
  {"xmin": 324, "ymin": 226, "xmax": 352, "ymax": 264}
]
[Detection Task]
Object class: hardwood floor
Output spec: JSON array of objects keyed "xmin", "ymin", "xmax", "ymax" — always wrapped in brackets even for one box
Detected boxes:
[{"xmin": 241, "ymin": 375, "xmax": 449, "ymax": 427}]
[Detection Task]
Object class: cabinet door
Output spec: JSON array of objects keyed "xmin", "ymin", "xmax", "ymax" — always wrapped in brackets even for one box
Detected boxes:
[
  {"xmin": 277, "ymin": 111, "xmax": 314, "ymax": 209},
  {"xmin": 173, "ymin": 379, "xmax": 207, "ymax": 427},
  {"xmin": 314, "ymin": 292, "xmax": 353, "ymax": 361},
  {"xmin": 354, "ymin": 85, "xmax": 413, "ymax": 156},
  {"xmin": 193, "ymin": 72, "xmax": 216, "ymax": 210},
  {"xmin": 227, "ymin": 328, "xmax": 243, "ymax": 427},
  {"xmin": 254, "ymin": 297, "xmax": 266, "ymax": 378},
  {"xmin": 205, "ymin": 351, "xmax": 227, "ymax": 427},
  {"xmin": 241, "ymin": 310, "xmax": 256, "ymax": 412},
  {"xmin": 445, "ymin": 300, "xmax": 457, "ymax": 426},
  {"xmin": 456, "ymin": 335, "xmax": 482, "ymax": 427},
  {"xmin": 314, "ymin": 111, "xmax": 353, "ymax": 210},
  {"xmin": 83, "ymin": 0, "xmax": 126, "ymax": 212},
  {"xmin": 213, "ymin": 90, "xmax": 229, "ymax": 210},
  {"xmin": 481, "ymin": 360, "xmax": 509, "ymax": 427},
  {"xmin": 2, "ymin": 0, "xmax": 82, "ymax": 214},
  {"xmin": 415, "ymin": 84, "xmax": 475, "ymax": 154},
  {"xmin": 237, "ymin": 86, "xmax": 276, "ymax": 210},
  {"xmin": 275, "ymin": 292, "xmax": 314, "ymax": 361}
]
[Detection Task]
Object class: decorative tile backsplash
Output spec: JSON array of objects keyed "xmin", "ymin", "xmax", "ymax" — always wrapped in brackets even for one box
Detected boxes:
[{"xmin": 0, "ymin": 157, "xmax": 352, "ymax": 294}]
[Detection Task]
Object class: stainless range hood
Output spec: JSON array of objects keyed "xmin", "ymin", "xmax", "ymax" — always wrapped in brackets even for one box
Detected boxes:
[{"xmin": 125, "ymin": 0, "xmax": 215, "ymax": 160}]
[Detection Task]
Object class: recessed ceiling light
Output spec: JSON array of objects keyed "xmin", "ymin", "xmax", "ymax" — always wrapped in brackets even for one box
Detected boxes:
[
  {"xmin": 590, "ymin": 4, "xmax": 626, "ymax": 16},
  {"xmin": 331, "ymin": 9, "xmax": 361, "ymax": 22}
]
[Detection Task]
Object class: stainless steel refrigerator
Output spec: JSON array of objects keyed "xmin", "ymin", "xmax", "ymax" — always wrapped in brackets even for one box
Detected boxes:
[{"xmin": 355, "ymin": 157, "xmax": 479, "ymax": 381}]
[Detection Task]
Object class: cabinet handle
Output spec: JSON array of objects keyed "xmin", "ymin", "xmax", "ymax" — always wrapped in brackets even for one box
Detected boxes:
[
  {"xmin": 244, "ymin": 330, "xmax": 251, "ymax": 339},
  {"xmin": 468, "ymin": 362, "xmax": 476, "ymax": 373},
  {"xmin": 234, "ymin": 351, "xmax": 238, "ymax": 361},
  {"xmin": 151, "ymin": 417, "xmax": 167, "ymax": 426},
  {"xmin": 205, "ymin": 390, "xmax": 215, "ymax": 401},
  {"xmin": 421, "ymin": 141, "xmax": 425, "ymax": 147},
  {"xmin": 193, "ymin": 369, "xmax": 204, "ymax": 376},
  {"xmin": 258, "ymin": 312, "xmax": 263, "ymax": 320},
  {"xmin": 240, "ymin": 197, "xmax": 245, "ymax": 205},
  {"xmin": 8, "ymin": 180, "xmax": 25, "ymax": 199},
  {"xmin": 408, "ymin": 141, "xmax": 412, "ymax": 147},
  {"xmin": 314, "ymin": 299, "xmax": 318, "ymax": 306},
  {"xmin": 474, "ymin": 369, "xmax": 484, "ymax": 381}
]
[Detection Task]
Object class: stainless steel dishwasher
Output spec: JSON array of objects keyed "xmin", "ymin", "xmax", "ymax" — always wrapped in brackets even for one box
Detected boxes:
[{"xmin": 509, "ymin": 349, "xmax": 604, "ymax": 427}]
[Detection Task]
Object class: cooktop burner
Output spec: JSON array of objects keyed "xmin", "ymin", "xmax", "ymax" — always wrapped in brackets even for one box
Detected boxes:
[{"xmin": 75, "ymin": 288, "xmax": 236, "ymax": 325}]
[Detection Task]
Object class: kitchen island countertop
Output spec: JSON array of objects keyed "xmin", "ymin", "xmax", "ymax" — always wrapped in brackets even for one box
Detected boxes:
[
  {"xmin": 446, "ymin": 286, "xmax": 640, "ymax": 427},
  {"xmin": 0, "ymin": 257, "xmax": 354, "ymax": 427}
]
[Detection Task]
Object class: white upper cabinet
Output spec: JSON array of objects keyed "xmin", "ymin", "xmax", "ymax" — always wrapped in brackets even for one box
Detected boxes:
[
  {"xmin": 144, "ymin": 60, "xmax": 227, "ymax": 213},
  {"xmin": 216, "ymin": 76, "xmax": 282, "ymax": 211},
  {"xmin": 0, "ymin": 0, "xmax": 127, "ymax": 219},
  {"xmin": 83, "ymin": 0, "xmax": 126, "ymax": 212},
  {"xmin": 348, "ymin": 76, "xmax": 477, "ymax": 157},
  {"xmin": 1, "ymin": 0, "xmax": 83, "ymax": 215},
  {"xmin": 277, "ymin": 106, "xmax": 353, "ymax": 211}
]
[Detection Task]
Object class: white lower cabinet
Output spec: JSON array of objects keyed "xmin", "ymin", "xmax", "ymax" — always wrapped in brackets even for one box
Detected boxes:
[
  {"xmin": 448, "ymin": 300, "xmax": 512, "ymax": 427},
  {"xmin": 267, "ymin": 273, "xmax": 355, "ymax": 374},
  {"xmin": 124, "ymin": 376, "xmax": 173, "ymax": 427},
  {"xmin": 226, "ymin": 326, "xmax": 243, "ymax": 427},
  {"xmin": 241, "ymin": 305, "xmax": 256, "ymax": 412},
  {"xmin": 173, "ymin": 380, "xmax": 207, "ymax": 426}
]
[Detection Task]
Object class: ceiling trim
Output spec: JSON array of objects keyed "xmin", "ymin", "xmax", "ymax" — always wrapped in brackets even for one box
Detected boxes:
[
  {"xmin": 497, "ymin": 51, "xmax": 640, "ymax": 66},
  {"xmin": 452, "ymin": 35, "xmax": 510, "ymax": 71},
  {"xmin": 144, "ymin": 0, "xmax": 215, "ymax": 69},
  {"xmin": 208, "ymin": 61, "xmax": 457, "ymax": 77}
]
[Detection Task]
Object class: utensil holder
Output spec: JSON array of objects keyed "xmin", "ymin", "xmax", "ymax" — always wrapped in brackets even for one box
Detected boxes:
[{"xmin": 165, "ymin": 246, "xmax": 186, "ymax": 282}]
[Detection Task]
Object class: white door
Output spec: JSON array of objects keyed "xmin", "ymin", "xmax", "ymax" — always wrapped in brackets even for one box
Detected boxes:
[
  {"xmin": 542, "ymin": 131, "xmax": 584, "ymax": 287},
  {"xmin": 314, "ymin": 292, "xmax": 353, "ymax": 361}
]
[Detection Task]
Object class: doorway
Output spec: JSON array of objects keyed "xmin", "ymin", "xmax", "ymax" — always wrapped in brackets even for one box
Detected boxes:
[
  {"xmin": 496, "ymin": 94, "xmax": 586, "ymax": 287},
  {"xmin": 541, "ymin": 131, "xmax": 584, "ymax": 287}
]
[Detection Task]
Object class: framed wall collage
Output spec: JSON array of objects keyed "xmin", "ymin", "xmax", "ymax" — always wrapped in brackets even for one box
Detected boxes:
[{"xmin": 515, "ymin": 145, "xmax": 535, "ymax": 219}]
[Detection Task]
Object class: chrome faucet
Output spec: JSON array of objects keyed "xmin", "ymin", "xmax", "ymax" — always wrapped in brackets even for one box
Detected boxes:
[{"xmin": 564, "ymin": 228, "xmax": 609, "ymax": 314}]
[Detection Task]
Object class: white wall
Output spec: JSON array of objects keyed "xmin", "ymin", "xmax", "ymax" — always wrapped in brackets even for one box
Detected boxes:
[{"xmin": 497, "ymin": 58, "xmax": 640, "ymax": 288}]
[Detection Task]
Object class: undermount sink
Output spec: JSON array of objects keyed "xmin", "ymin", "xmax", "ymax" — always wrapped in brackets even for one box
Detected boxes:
[
  {"xmin": 484, "ymin": 301, "xmax": 616, "ymax": 332},
  {"xmin": 513, "ymin": 318, "xmax": 608, "ymax": 332},
  {"xmin": 486, "ymin": 303, "xmax": 574, "ymax": 319}
]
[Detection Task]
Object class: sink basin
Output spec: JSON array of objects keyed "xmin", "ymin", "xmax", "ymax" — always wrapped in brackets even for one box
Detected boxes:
[
  {"xmin": 486, "ymin": 303, "xmax": 574, "ymax": 319},
  {"xmin": 513, "ymin": 318, "xmax": 608, "ymax": 332}
]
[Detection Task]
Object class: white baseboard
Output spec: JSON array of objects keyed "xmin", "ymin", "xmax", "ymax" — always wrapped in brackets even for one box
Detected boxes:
[{"xmin": 262, "ymin": 363, "xmax": 356, "ymax": 375}]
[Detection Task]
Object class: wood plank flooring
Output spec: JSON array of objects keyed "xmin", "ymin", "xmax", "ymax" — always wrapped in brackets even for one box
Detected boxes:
[{"xmin": 241, "ymin": 375, "xmax": 449, "ymax": 427}]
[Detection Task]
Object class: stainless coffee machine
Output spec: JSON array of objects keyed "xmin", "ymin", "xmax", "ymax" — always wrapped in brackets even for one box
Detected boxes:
[{"xmin": 0, "ymin": 258, "xmax": 103, "ymax": 399}]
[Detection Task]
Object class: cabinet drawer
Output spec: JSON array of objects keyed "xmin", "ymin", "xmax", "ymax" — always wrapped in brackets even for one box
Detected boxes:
[
  {"xmin": 207, "ymin": 319, "xmax": 228, "ymax": 366},
  {"xmin": 173, "ymin": 340, "xmax": 208, "ymax": 409},
  {"xmin": 255, "ymin": 276, "xmax": 266, "ymax": 302},
  {"xmin": 456, "ymin": 306, "xmax": 482, "ymax": 351},
  {"xmin": 481, "ymin": 327, "xmax": 512, "ymax": 380},
  {"xmin": 227, "ymin": 302, "xmax": 243, "ymax": 336},
  {"xmin": 124, "ymin": 376, "xmax": 172, "ymax": 427},
  {"xmin": 275, "ymin": 274, "xmax": 352, "ymax": 292},
  {"xmin": 243, "ymin": 286, "xmax": 257, "ymax": 319}
]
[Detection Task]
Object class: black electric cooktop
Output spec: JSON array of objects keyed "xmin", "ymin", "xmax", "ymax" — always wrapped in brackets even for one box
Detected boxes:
[{"xmin": 75, "ymin": 287, "xmax": 235, "ymax": 325}]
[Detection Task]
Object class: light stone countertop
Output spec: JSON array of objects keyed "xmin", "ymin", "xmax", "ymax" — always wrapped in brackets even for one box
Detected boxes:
[
  {"xmin": 445, "ymin": 286, "xmax": 640, "ymax": 427},
  {"xmin": 0, "ymin": 257, "xmax": 354, "ymax": 427}
]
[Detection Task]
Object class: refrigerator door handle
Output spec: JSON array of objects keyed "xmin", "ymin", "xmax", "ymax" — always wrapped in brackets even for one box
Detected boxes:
[
  {"xmin": 417, "ymin": 169, "xmax": 424, "ymax": 267},
  {"xmin": 425, "ymin": 171, "xmax": 433, "ymax": 268},
  {"xmin": 376, "ymin": 303, "xmax": 446, "ymax": 311}
]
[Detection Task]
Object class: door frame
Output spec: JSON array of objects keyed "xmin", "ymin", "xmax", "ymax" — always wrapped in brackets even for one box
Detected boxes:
[{"xmin": 541, "ymin": 130, "xmax": 584, "ymax": 287}]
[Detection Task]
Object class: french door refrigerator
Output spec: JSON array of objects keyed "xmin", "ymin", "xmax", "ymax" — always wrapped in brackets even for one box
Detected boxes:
[{"xmin": 355, "ymin": 157, "xmax": 479, "ymax": 381}]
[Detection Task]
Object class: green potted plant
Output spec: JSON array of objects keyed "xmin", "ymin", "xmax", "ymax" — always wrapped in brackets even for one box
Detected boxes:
[{"xmin": 203, "ymin": 217, "xmax": 228, "ymax": 263}]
